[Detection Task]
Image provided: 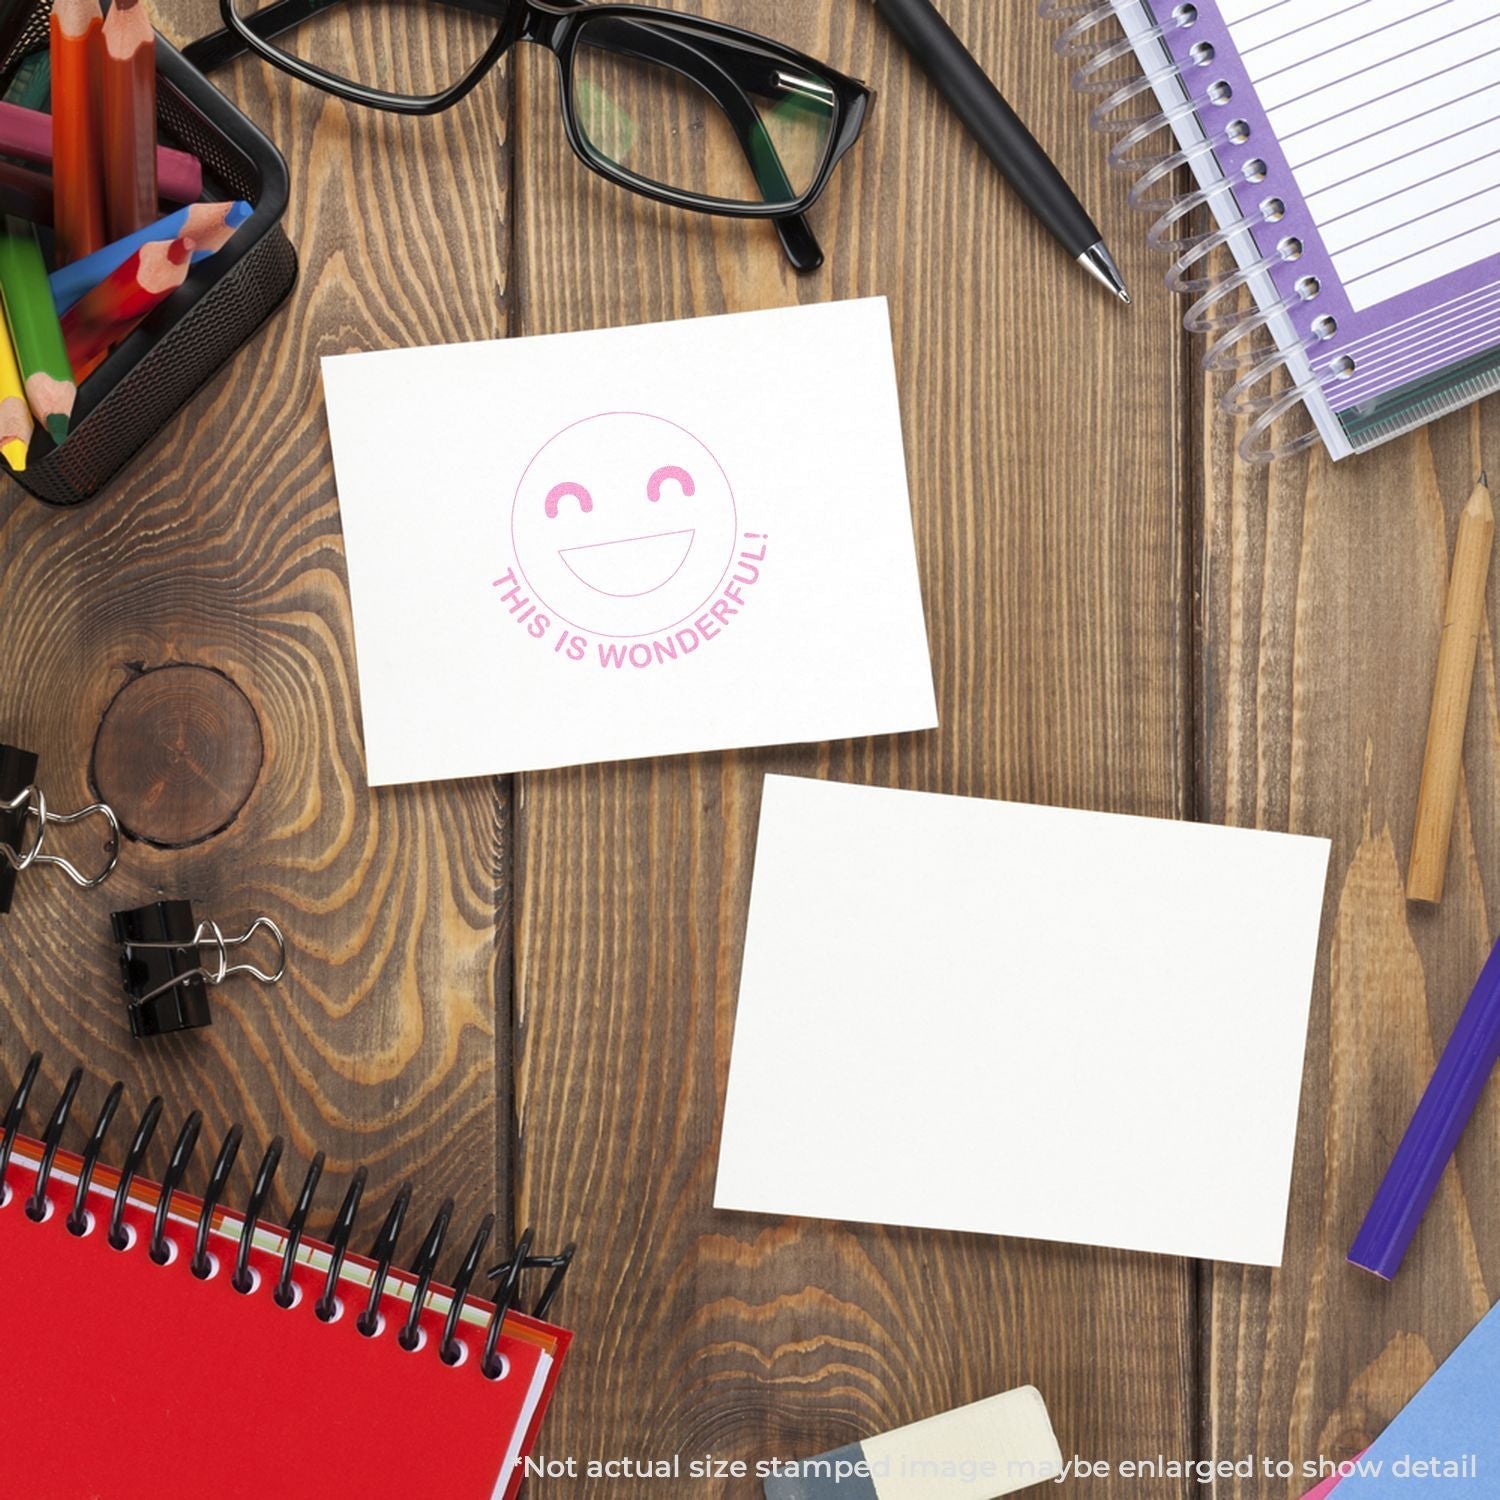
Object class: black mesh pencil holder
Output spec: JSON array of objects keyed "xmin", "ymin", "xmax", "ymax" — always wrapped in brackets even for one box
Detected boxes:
[{"xmin": 0, "ymin": 25, "xmax": 296, "ymax": 507}]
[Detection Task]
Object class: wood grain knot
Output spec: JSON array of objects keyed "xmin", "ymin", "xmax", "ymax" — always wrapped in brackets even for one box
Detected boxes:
[{"xmin": 92, "ymin": 665, "xmax": 264, "ymax": 847}]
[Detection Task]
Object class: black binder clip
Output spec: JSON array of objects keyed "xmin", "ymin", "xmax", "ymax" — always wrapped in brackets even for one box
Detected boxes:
[
  {"xmin": 111, "ymin": 900, "xmax": 287, "ymax": 1039},
  {"xmin": 1, "ymin": 742, "xmax": 120, "ymax": 916}
]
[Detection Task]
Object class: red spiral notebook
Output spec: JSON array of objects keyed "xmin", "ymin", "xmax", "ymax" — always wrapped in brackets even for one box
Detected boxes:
[{"xmin": 0, "ymin": 1083, "xmax": 572, "ymax": 1500}]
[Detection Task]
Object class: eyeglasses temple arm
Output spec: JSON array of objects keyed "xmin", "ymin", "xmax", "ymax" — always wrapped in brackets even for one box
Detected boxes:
[{"xmin": 181, "ymin": 1, "xmax": 824, "ymax": 271}]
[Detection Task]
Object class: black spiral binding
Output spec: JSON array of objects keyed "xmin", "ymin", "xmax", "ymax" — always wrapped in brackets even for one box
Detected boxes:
[
  {"xmin": 440, "ymin": 1213, "xmax": 494, "ymax": 1367},
  {"xmin": 2, "ymin": 1054, "xmax": 576, "ymax": 1378},
  {"xmin": 192, "ymin": 1125, "xmax": 243, "ymax": 1277},
  {"xmin": 357, "ymin": 1183, "xmax": 410, "ymax": 1335},
  {"xmin": 25, "ymin": 1065, "xmax": 81, "ymax": 1221},
  {"xmin": 109, "ymin": 1095, "xmax": 162, "ymax": 1250},
  {"xmin": 0, "ymin": 1049, "xmax": 40, "ymax": 1198},
  {"xmin": 398, "ymin": 1195, "xmax": 452, "ymax": 1350},
  {"xmin": 151, "ymin": 1110, "xmax": 203, "ymax": 1263},
  {"xmin": 276, "ymin": 1150, "xmax": 325, "ymax": 1308},
  {"xmin": 234, "ymin": 1136, "xmax": 283, "ymax": 1293},
  {"xmin": 67, "ymin": 1079, "xmax": 123, "ymax": 1235},
  {"xmin": 316, "ymin": 1165, "xmax": 367, "ymax": 1321}
]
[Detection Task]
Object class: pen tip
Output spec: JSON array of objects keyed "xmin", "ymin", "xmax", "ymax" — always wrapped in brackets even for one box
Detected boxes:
[
  {"xmin": 1481, "ymin": 469, "xmax": 1489, "ymax": 488},
  {"xmin": 44, "ymin": 414, "xmax": 67, "ymax": 445},
  {"xmin": 1078, "ymin": 242, "xmax": 1130, "ymax": 304}
]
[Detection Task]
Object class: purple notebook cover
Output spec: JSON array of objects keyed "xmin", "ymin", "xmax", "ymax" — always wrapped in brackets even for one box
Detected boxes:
[{"xmin": 1143, "ymin": 0, "xmax": 1500, "ymax": 421}]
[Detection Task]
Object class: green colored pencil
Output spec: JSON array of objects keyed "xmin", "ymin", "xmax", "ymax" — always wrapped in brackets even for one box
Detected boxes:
[{"xmin": 0, "ymin": 217, "xmax": 75, "ymax": 443}]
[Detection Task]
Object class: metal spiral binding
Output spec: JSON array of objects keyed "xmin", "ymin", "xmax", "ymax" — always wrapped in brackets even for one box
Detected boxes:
[
  {"xmin": 1, "ymin": 1054, "xmax": 576, "ymax": 1380},
  {"xmin": 1040, "ymin": 0, "xmax": 1332, "ymax": 463}
]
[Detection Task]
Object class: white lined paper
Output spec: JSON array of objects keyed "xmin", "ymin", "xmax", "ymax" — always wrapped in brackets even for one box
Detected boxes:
[{"xmin": 1223, "ymin": 0, "xmax": 1500, "ymax": 309}]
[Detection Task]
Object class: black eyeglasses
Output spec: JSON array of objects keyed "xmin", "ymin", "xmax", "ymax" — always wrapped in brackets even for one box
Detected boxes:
[{"xmin": 182, "ymin": 0, "xmax": 872, "ymax": 271}]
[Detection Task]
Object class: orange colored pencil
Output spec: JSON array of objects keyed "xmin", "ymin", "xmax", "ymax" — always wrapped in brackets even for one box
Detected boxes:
[
  {"xmin": 101, "ymin": 0, "xmax": 157, "ymax": 241},
  {"xmin": 62, "ymin": 235, "xmax": 192, "ymax": 382},
  {"xmin": 51, "ymin": 0, "xmax": 107, "ymax": 264}
]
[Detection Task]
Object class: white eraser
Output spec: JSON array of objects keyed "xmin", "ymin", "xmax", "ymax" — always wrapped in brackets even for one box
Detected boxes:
[
  {"xmin": 863, "ymin": 1387, "xmax": 1063, "ymax": 1499},
  {"xmin": 764, "ymin": 1386, "xmax": 1063, "ymax": 1500}
]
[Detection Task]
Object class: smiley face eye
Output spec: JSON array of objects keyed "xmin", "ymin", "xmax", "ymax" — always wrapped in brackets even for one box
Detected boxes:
[
  {"xmin": 546, "ymin": 481, "xmax": 594, "ymax": 519},
  {"xmin": 647, "ymin": 465, "xmax": 695, "ymax": 502}
]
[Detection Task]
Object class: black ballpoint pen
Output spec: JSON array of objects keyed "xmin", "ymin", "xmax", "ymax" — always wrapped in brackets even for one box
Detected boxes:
[{"xmin": 871, "ymin": 0, "xmax": 1131, "ymax": 303}]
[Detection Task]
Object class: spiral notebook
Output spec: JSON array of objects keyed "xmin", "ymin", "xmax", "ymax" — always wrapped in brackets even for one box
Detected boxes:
[
  {"xmin": 1053, "ymin": 0, "xmax": 1500, "ymax": 462},
  {"xmin": 0, "ymin": 1057, "xmax": 573, "ymax": 1500}
]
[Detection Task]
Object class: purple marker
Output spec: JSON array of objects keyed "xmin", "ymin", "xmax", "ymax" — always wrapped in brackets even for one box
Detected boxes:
[{"xmin": 1349, "ymin": 935, "xmax": 1500, "ymax": 1279}]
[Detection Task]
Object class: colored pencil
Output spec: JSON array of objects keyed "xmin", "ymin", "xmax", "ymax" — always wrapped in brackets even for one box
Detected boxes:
[
  {"xmin": 0, "ymin": 219, "xmax": 75, "ymax": 441},
  {"xmin": 0, "ymin": 101, "xmax": 201, "ymax": 204},
  {"xmin": 0, "ymin": 314, "xmax": 33, "ymax": 471},
  {"xmin": 1349, "ymin": 933, "xmax": 1500, "ymax": 1279},
  {"xmin": 50, "ymin": 0, "xmax": 106, "ymax": 264},
  {"xmin": 51, "ymin": 200, "xmax": 250, "ymax": 314},
  {"xmin": 62, "ymin": 235, "xmax": 192, "ymax": 381},
  {"xmin": 101, "ymin": 0, "xmax": 158, "ymax": 240},
  {"xmin": 1407, "ymin": 473, "xmax": 1494, "ymax": 903}
]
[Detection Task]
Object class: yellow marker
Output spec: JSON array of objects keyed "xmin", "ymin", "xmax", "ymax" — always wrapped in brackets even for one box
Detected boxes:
[{"xmin": 0, "ymin": 312, "xmax": 31, "ymax": 470}]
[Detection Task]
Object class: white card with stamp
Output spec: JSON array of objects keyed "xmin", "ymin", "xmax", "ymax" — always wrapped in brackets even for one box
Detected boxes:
[{"xmin": 322, "ymin": 298, "xmax": 937, "ymax": 784}]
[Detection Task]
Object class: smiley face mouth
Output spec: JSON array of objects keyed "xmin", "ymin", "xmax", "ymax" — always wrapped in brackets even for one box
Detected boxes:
[{"xmin": 558, "ymin": 528, "xmax": 696, "ymax": 597}]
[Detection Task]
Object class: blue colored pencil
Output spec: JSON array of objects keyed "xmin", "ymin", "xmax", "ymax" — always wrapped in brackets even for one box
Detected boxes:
[
  {"xmin": 50, "ymin": 199, "xmax": 251, "ymax": 313},
  {"xmin": 1348, "ymin": 935, "xmax": 1500, "ymax": 1279}
]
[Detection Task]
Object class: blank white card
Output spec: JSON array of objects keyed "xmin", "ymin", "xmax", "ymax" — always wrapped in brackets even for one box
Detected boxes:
[{"xmin": 715, "ymin": 776, "xmax": 1331, "ymax": 1267}]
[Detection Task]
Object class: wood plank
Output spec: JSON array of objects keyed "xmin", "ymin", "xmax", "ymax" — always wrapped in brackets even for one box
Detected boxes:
[
  {"xmin": 0, "ymin": 9, "xmax": 514, "ymax": 1255},
  {"xmin": 1200, "ymin": 360, "xmax": 1500, "ymax": 1485},
  {"xmin": 511, "ymin": 2, "xmax": 1197, "ymax": 1489}
]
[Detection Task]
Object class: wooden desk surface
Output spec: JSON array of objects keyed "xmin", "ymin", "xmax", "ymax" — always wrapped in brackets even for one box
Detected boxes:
[{"xmin": 2, "ymin": 2, "xmax": 1496, "ymax": 1494}]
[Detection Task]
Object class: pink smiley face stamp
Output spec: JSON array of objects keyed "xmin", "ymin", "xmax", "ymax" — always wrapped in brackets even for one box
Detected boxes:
[{"xmin": 511, "ymin": 412, "xmax": 740, "ymax": 639}]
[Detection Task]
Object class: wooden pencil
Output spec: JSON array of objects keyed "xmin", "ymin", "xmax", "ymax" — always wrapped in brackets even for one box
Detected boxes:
[
  {"xmin": 50, "ymin": 0, "xmax": 106, "ymax": 264},
  {"xmin": 0, "ymin": 219, "xmax": 76, "ymax": 442},
  {"xmin": 101, "ymin": 0, "xmax": 158, "ymax": 240},
  {"xmin": 0, "ymin": 312, "xmax": 33, "ymax": 472},
  {"xmin": 62, "ymin": 234, "xmax": 192, "ymax": 381},
  {"xmin": 1407, "ymin": 472, "xmax": 1495, "ymax": 904}
]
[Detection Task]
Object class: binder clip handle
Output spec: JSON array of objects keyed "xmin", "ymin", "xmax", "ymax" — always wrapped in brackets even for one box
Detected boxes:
[
  {"xmin": 199, "ymin": 916, "xmax": 288, "ymax": 990},
  {"xmin": 125, "ymin": 916, "xmax": 287, "ymax": 1003},
  {"xmin": 1, "ymin": 784, "xmax": 121, "ymax": 892}
]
